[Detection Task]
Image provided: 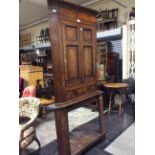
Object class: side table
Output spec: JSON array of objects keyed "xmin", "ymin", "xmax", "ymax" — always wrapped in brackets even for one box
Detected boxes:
[{"xmin": 103, "ymin": 83, "xmax": 128, "ymax": 115}]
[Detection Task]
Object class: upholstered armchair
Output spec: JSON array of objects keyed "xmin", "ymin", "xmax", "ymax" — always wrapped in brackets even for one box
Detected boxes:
[
  {"xmin": 22, "ymin": 85, "xmax": 36, "ymax": 97},
  {"xmin": 19, "ymin": 97, "xmax": 41, "ymax": 155}
]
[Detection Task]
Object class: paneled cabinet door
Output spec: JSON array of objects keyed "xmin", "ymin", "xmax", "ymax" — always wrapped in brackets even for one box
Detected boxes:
[
  {"xmin": 61, "ymin": 19, "xmax": 82, "ymax": 87},
  {"xmin": 62, "ymin": 19, "xmax": 97, "ymax": 87},
  {"xmin": 80, "ymin": 23, "xmax": 96, "ymax": 83}
]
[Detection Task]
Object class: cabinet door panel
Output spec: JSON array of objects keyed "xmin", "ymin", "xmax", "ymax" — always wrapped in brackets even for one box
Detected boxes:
[
  {"xmin": 80, "ymin": 24, "xmax": 96, "ymax": 82},
  {"xmin": 66, "ymin": 25, "xmax": 78, "ymax": 41},
  {"xmin": 83, "ymin": 29, "xmax": 92, "ymax": 42},
  {"xmin": 83, "ymin": 46, "xmax": 93, "ymax": 77},
  {"xmin": 66, "ymin": 45, "xmax": 80, "ymax": 81},
  {"xmin": 62, "ymin": 20, "xmax": 81, "ymax": 86}
]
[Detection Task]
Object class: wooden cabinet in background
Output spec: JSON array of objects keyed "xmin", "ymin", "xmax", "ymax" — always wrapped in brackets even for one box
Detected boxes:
[{"xmin": 107, "ymin": 52, "xmax": 120, "ymax": 82}]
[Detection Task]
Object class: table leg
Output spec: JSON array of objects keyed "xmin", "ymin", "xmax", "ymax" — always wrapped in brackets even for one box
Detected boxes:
[
  {"xmin": 55, "ymin": 109, "xmax": 71, "ymax": 155},
  {"xmin": 98, "ymin": 94, "xmax": 105, "ymax": 134},
  {"xmin": 108, "ymin": 91, "xmax": 113, "ymax": 114},
  {"xmin": 42, "ymin": 105, "xmax": 47, "ymax": 117},
  {"xmin": 39, "ymin": 105, "xmax": 47, "ymax": 118},
  {"xmin": 119, "ymin": 101, "xmax": 122, "ymax": 115},
  {"xmin": 119, "ymin": 94, "xmax": 124, "ymax": 115}
]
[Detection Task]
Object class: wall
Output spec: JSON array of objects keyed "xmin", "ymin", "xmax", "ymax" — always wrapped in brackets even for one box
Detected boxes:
[{"xmin": 87, "ymin": 0, "xmax": 135, "ymax": 27}]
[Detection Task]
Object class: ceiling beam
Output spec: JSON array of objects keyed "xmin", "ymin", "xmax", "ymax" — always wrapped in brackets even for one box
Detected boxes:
[
  {"xmin": 111, "ymin": 0, "xmax": 127, "ymax": 8},
  {"xmin": 82, "ymin": 0, "xmax": 100, "ymax": 6},
  {"xmin": 19, "ymin": 18, "xmax": 48, "ymax": 31}
]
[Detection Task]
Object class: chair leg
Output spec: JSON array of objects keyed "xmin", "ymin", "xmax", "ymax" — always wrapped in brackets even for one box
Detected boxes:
[
  {"xmin": 119, "ymin": 104, "xmax": 122, "ymax": 115},
  {"xmin": 108, "ymin": 91, "xmax": 113, "ymax": 114},
  {"xmin": 34, "ymin": 136, "xmax": 41, "ymax": 149}
]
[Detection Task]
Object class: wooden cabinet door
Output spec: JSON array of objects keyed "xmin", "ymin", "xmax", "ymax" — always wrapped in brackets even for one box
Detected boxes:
[
  {"xmin": 80, "ymin": 23, "xmax": 96, "ymax": 83},
  {"xmin": 61, "ymin": 20, "xmax": 82, "ymax": 87},
  {"xmin": 107, "ymin": 52, "xmax": 119, "ymax": 82}
]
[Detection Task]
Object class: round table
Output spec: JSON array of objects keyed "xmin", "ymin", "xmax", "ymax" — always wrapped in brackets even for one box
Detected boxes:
[{"xmin": 103, "ymin": 83, "xmax": 128, "ymax": 114}]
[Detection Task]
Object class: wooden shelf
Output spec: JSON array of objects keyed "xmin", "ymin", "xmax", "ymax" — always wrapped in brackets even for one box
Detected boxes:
[
  {"xmin": 70, "ymin": 129, "xmax": 105, "ymax": 155},
  {"xmin": 19, "ymin": 42, "xmax": 51, "ymax": 51},
  {"xmin": 44, "ymin": 73, "xmax": 53, "ymax": 76},
  {"xmin": 35, "ymin": 42, "xmax": 51, "ymax": 49}
]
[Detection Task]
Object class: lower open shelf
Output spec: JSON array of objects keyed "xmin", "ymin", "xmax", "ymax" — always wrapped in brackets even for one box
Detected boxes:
[{"xmin": 70, "ymin": 128, "xmax": 105, "ymax": 155}]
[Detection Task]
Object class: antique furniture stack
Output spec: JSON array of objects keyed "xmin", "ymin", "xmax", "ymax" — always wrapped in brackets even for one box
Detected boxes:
[{"xmin": 47, "ymin": 0, "xmax": 105, "ymax": 155}]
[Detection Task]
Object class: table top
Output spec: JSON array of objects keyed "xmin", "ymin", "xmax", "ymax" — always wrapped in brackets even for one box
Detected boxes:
[
  {"xmin": 103, "ymin": 83, "xmax": 128, "ymax": 89},
  {"xmin": 40, "ymin": 97, "xmax": 55, "ymax": 105}
]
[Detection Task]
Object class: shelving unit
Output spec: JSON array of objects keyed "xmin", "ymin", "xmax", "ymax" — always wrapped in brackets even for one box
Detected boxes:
[
  {"xmin": 19, "ymin": 41, "xmax": 54, "ymax": 99},
  {"xmin": 97, "ymin": 8, "xmax": 118, "ymax": 31},
  {"xmin": 19, "ymin": 42, "xmax": 51, "ymax": 51}
]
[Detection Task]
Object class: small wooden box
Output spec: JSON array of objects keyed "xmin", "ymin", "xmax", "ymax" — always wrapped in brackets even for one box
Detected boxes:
[{"xmin": 19, "ymin": 65, "xmax": 43, "ymax": 87}]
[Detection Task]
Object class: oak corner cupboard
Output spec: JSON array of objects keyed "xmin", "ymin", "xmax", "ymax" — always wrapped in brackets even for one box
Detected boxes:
[
  {"xmin": 47, "ymin": 0, "xmax": 98, "ymax": 102},
  {"xmin": 47, "ymin": 1, "xmax": 105, "ymax": 155}
]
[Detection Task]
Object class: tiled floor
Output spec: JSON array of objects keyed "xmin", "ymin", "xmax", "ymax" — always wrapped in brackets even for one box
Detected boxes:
[
  {"xmin": 105, "ymin": 123, "xmax": 135, "ymax": 155},
  {"xmin": 23, "ymin": 100, "xmax": 134, "ymax": 155}
]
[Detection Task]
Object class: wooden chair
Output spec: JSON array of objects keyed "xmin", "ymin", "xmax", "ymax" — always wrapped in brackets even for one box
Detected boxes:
[{"xmin": 19, "ymin": 97, "xmax": 41, "ymax": 155}]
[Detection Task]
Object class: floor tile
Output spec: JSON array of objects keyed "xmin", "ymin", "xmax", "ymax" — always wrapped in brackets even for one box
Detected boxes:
[{"xmin": 105, "ymin": 123, "xmax": 135, "ymax": 155}]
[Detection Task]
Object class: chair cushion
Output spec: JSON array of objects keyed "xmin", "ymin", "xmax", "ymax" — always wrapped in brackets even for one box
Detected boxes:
[{"xmin": 19, "ymin": 97, "xmax": 40, "ymax": 120}]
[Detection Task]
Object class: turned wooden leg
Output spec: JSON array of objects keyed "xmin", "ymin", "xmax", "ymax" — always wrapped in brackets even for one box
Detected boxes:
[
  {"xmin": 42, "ymin": 105, "xmax": 47, "ymax": 117},
  {"xmin": 98, "ymin": 94, "xmax": 105, "ymax": 134},
  {"xmin": 39, "ymin": 104, "xmax": 47, "ymax": 118},
  {"xmin": 108, "ymin": 91, "xmax": 113, "ymax": 114},
  {"xmin": 55, "ymin": 109, "xmax": 71, "ymax": 155},
  {"xmin": 119, "ymin": 102, "xmax": 122, "ymax": 115},
  {"xmin": 119, "ymin": 94, "xmax": 124, "ymax": 115}
]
